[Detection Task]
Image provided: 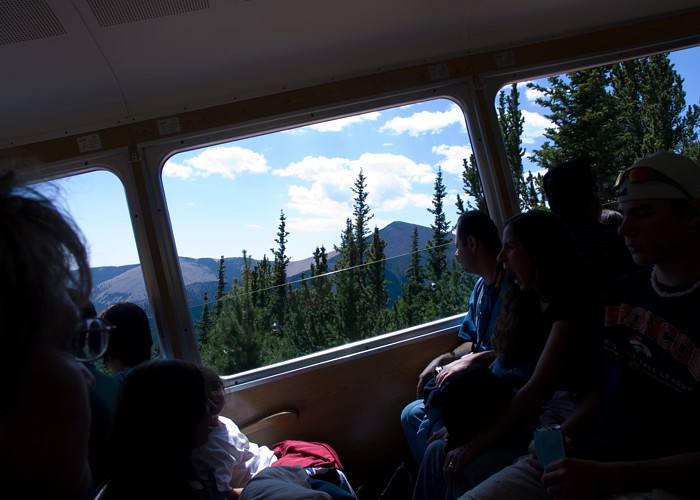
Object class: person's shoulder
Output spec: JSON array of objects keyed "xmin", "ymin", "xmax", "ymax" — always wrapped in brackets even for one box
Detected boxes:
[{"xmin": 219, "ymin": 415, "xmax": 241, "ymax": 432}]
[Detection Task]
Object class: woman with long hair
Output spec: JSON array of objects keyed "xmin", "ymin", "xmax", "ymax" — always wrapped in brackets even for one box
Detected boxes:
[{"xmin": 414, "ymin": 211, "xmax": 601, "ymax": 500}]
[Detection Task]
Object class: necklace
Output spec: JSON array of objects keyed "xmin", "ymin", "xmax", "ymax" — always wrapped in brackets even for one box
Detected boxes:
[{"xmin": 650, "ymin": 266, "xmax": 700, "ymax": 298}]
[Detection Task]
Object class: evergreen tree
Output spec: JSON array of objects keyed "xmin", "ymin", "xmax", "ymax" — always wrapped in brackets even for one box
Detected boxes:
[
  {"xmin": 393, "ymin": 226, "xmax": 427, "ymax": 328},
  {"xmin": 456, "ymin": 155, "xmax": 486, "ymax": 213},
  {"xmin": 271, "ymin": 210, "xmax": 290, "ymax": 327},
  {"xmin": 333, "ymin": 218, "xmax": 362, "ymax": 341},
  {"xmin": 612, "ymin": 54, "xmax": 700, "ymax": 165},
  {"xmin": 200, "ymin": 251, "xmax": 260, "ymax": 373},
  {"xmin": 352, "ymin": 168, "xmax": 373, "ymax": 262},
  {"xmin": 529, "ymin": 67, "xmax": 624, "ymax": 202},
  {"xmin": 214, "ymin": 255, "xmax": 226, "ymax": 319},
  {"xmin": 360, "ymin": 226, "xmax": 389, "ymax": 337},
  {"xmin": 458, "ymin": 85, "xmax": 539, "ymax": 212},
  {"xmin": 498, "ymin": 83, "xmax": 528, "ymax": 206},
  {"xmin": 530, "ymin": 56, "xmax": 700, "ymax": 203},
  {"xmin": 194, "ymin": 291, "xmax": 213, "ymax": 342},
  {"xmin": 288, "ymin": 246, "xmax": 344, "ymax": 354},
  {"xmin": 310, "ymin": 245, "xmax": 334, "ymax": 309},
  {"xmin": 426, "ymin": 168, "xmax": 451, "ymax": 284}
]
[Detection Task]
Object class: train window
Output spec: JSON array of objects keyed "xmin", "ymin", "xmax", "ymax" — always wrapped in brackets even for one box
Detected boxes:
[
  {"xmin": 162, "ymin": 98, "xmax": 482, "ymax": 375},
  {"xmin": 492, "ymin": 46, "xmax": 700, "ymax": 212},
  {"xmin": 37, "ymin": 170, "xmax": 161, "ymax": 359}
]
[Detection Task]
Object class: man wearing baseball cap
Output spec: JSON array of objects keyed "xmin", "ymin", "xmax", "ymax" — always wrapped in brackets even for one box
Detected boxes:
[{"xmin": 459, "ymin": 151, "xmax": 700, "ymax": 500}]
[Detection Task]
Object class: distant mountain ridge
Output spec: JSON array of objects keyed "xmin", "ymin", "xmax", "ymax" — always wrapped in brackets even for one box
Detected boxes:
[{"xmin": 90, "ymin": 221, "xmax": 456, "ymax": 317}]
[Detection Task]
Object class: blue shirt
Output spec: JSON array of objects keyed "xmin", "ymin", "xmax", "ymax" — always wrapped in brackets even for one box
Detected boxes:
[{"xmin": 457, "ymin": 268, "xmax": 506, "ymax": 352}]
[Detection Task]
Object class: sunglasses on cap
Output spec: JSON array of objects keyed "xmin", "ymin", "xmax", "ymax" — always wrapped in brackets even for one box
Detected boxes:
[{"xmin": 614, "ymin": 166, "xmax": 693, "ymax": 199}]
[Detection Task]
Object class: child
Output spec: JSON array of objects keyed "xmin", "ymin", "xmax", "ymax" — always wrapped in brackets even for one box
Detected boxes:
[{"xmin": 192, "ymin": 366, "xmax": 278, "ymax": 499}]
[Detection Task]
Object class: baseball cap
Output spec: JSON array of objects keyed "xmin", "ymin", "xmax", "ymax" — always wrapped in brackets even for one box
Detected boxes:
[{"xmin": 616, "ymin": 151, "xmax": 700, "ymax": 202}]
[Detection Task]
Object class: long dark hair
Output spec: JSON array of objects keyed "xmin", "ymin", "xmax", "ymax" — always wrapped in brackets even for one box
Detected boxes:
[{"xmin": 491, "ymin": 211, "xmax": 583, "ymax": 363}]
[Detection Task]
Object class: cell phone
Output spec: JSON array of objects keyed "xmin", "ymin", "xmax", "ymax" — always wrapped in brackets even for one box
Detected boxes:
[{"xmin": 534, "ymin": 425, "xmax": 565, "ymax": 467}]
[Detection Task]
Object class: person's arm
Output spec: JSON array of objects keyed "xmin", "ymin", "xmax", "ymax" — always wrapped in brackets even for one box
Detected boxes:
[
  {"xmin": 541, "ymin": 452, "xmax": 700, "ymax": 499},
  {"xmin": 418, "ymin": 284, "xmax": 483, "ymax": 397},
  {"xmin": 445, "ymin": 319, "xmax": 580, "ymax": 478},
  {"xmin": 434, "ymin": 349, "xmax": 496, "ymax": 386},
  {"xmin": 416, "ymin": 342, "xmax": 465, "ymax": 398},
  {"xmin": 560, "ymin": 387, "xmax": 603, "ymax": 442}
]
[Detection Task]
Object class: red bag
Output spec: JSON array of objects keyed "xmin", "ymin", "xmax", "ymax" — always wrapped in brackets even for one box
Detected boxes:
[{"xmin": 271, "ymin": 439, "xmax": 344, "ymax": 469}]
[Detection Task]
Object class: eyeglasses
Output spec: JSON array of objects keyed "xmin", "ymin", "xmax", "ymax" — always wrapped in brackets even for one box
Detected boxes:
[
  {"xmin": 73, "ymin": 317, "xmax": 114, "ymax": 362},
  {"xmin": 614, "ymin": 166, "xmax": 693, "ymax": 199}
]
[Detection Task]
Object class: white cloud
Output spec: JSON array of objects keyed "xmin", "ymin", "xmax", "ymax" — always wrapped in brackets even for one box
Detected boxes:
[
  {"xmin": 163, "ymin": 145, "xmax": 269, "ymax": 179},
  {"xmin": 432, "ymin": 144, "xmax": 472, "ymax": 175},
  {"xmin": 164, "ymin": 162, "xmax": 193, "ymax": 179},
  {"xmin": 272, "ymin": 152, "xmax": 436, "ymax": 230},
  {"xmin": 522, "ymin": 109, "xmax": 553, "ymax": 145},
  {"xmin": 306, "ymin": 112, "xmax": 381, "ymax": 132},
  {"xmin": 525, "ymin": 85, "xmax": 545, "ymax": 103},
  {"xmin": 380, "ymin": 104, "xmax": 465, "ymax": 137},
  {"xmin": 285, "ymin": 112, "xmax": 381, "ymax": 134}
]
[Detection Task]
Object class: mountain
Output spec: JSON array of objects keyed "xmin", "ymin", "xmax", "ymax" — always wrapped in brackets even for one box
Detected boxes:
[{"xmin": 89, "ymin": 221, "xmax": 456, "ymax": 317}]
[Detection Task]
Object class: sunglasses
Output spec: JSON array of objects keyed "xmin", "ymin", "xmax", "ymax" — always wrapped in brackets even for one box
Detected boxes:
[
  {"xmin": 73, "ymin": 317, "xmax": 115, "ymax": 362},
  {"xmin": 614, "ymin": 166, "xmax": 693, "ymax": 199}
]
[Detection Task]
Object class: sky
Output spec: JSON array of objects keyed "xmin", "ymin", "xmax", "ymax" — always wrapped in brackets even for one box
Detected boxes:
[{"xmin": 55, "ymin": 46, "xmax": 700, "ymax": 268}]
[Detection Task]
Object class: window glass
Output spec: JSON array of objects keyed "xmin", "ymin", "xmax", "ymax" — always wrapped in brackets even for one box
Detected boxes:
[
  {"xmin": 38, "ymin": 170, "xmax": 160, "ymax": 361},
  {"xmin": 162, "ymin": 98, "xmax": 481, "ymax": 375},
  {"xmin": 493, "ymin": 46, "xmax": 700, "ymax": 213}
]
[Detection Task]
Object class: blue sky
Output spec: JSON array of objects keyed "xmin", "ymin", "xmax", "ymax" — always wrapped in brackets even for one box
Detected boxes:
[{"xmin": 56, "ymin": 46, "xmax": 700, "ymax": 268}]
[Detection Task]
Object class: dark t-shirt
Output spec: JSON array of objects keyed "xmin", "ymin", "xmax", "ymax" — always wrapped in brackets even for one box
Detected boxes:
[
  {"xmin": 580, "ymin": 268, "xmax": 700, "ymax": 461},
  {"xmin": 492, "ymin": 286, "xmax": 601, "ymax": 394}
]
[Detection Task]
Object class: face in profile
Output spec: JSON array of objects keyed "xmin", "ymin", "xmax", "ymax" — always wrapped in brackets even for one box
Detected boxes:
[
  {"xmin": 454, "ymin": 229, "xmax": 470, "ymax": 272},
  {"xmin": 497, "ymin": 224, "xmax": 535, "ymax": 291},
  {"xmin": 205, "ymin": 374, "xmax": 226, "ymax": 417},
  {"xmin": 618, "ymin": 199, "xmax": 689, "ymax": 267}
]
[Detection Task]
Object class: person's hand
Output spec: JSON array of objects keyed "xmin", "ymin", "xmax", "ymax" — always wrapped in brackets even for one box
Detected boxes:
[
  {"xmin": 442, "ymin": 442, "xmax": 479, "ymax": 482},
  {"xmin": 435, "ymin": 355, "xmax": 474, "ymax": 386},
  {"xmin": 426, "ymin": 426, "xmax": 448, "ymax": 446},
  {"xmin": 227, "ymin": 487, "xmax": 243, "ymax": 499},
  {"xmin": 416, "ymin": 362, "xmax": 438, "ymax": 398},
  {"xmin": 527, "ymin": 431, "xmax": 576, "ymax": 472},
  {"xmin": 541, "ymin": 458, "xmax": 617, "ymax": 499}
]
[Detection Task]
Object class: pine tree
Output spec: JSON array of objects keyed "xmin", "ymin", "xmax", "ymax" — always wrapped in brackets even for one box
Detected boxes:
[
  {"xmin": 214, "ymin": 255, "xmax": 226, "ymax": 319},
  {"xmin": 271, "ymin": 210, "xmax": 290, "ymax": 328},
  {"xmin": 456, "ymin": 155, "xmax": 486, "ymax": 213},
  {"xmin": 360, "ymin": 226, "xmax": 389, "ymax": 337},
  {"xmin": 530, "ymin": 56, "xmax": 700, "ymax": 203},
  {"xmin": 612, "ymin": 54, "xmax": 700, "ymax": 164},
  {"xmin": 333, "ymin": 218, "xmax": 362, "ymax": 341},
  {"xmin": 458, "ymin": 85, "xmax": 538, "ymax": 212},
  {"xmin": 352, "ymin": 168, "xmax": 373, "ymax": 263},
  {"xmin": 194, "ymin": 291, "xmax": 213, "ymax": 342},
  {"xmin": 426, "ymin": 168, "xmax": 451, "ymax": 284},
  {"xmin": 288, "ymin": 245, "xmax": 344, "ymax": 354},
  {"xmin": 200, "ymin": 251, "xmax": 260, "ymax": 373},
  {"xmin": 394, "ymin": 226, "xmax": 427, "ymax": 328},
  {"xmin": 498, "ymin": 83, "xmax": 528, "ymax": 207}
]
